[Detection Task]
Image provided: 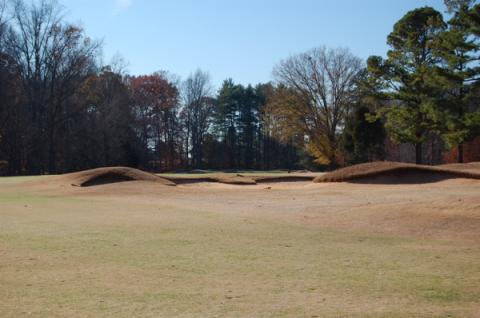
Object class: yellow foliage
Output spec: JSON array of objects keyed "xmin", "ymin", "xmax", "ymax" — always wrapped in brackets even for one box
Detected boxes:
[
  {"xmin": 264, "ymin": 85, "xmax": 339, "ymax": 165},
  {"xmin": 307, "ymin": 135, "xmax": 334, "ymax": 165}
]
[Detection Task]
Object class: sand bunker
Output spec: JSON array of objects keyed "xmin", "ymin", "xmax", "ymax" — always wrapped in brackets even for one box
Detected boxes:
[
  {"xmin": 62, "ymin": 167, "xmax": 176, "ymax": 187},
  {"xmin": 253, "ymin": 175, "xmax": 315, "ymax": 183},
  {"xmin": 58, "ymin": 162, "xmax": 480, "ymax": 187},
  {"xmin": 314, "ymin": 161, "xmax": 480, "ymax": 184},
  {"xmin": 58, "ymin": 168, "xmax": 316, "ymax": 188},
  {"xmin": 163, "ymin": 174, "xmax": 316, "ymax": 185},
  {"xmin": 163, "ymin": 174, "xmax": 256, "ymax": 185}
]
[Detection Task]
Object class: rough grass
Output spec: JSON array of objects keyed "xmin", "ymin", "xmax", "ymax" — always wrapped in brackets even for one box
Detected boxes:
[
  {"xmin": 61, "ymin": 167, "xmax": 176, "ymax": 187},
  {"xmin": 441, "ymin": 162, "xmax": 480, "ymax": 172},
  {"xmin": 0, "ymin": 177, "xmax": 479, "ymax": 317},
  {"xmin": 314, "ymin": 161, "xmax": 480, "ymax": 183}
]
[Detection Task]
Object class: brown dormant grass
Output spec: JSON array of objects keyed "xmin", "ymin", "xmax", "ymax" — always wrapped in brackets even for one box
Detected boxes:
[
  {"xmin": 1, "ymin": 174, "xmax": 479, "ymax": 317},
  {"xmin": 62, "ymin": 166, "xmax": 176, "ymax": 187},
  {"xmin": 314, "ymin": 161, "xmax": 480, "ymax": 183}
]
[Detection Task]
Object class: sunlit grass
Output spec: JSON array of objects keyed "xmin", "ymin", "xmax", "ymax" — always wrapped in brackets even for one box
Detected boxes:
[{"xmin": 0, "ymin": 181, "xmax": 478, "ymax": 317}]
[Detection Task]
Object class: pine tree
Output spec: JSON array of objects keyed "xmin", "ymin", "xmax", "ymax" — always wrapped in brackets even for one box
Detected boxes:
[
  {"xmin": 343, "ymin": 106, "xmax": 385, "ymax": 164},
  {"xmin": 368, "ymin": 7, "xmax": 446, "ymax": 164},
  {"xmin": 433, "ymin": 0, "xmax": 480, "ymax": 162}
]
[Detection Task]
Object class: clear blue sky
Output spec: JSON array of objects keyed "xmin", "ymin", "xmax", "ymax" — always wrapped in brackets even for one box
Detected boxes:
[{"xmin": 61, "ymin": 0, "xmax": 446, "ymax": 88}]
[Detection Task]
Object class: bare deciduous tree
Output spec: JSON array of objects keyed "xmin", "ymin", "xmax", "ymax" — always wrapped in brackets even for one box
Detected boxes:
[
  {"xmin": 272, "ymin": 46, "xmax": 362, "ymax": 166},
  {"xmin": 129, "ymin": 72, "xmax": 180, "ymax": 171},
  {"xmin": 181, "ymin": 69, "xmax": 213, "ymax": 168},
  {"xmin": 5, "ymin": 0, "xmax": 100, "ymax": 173}
]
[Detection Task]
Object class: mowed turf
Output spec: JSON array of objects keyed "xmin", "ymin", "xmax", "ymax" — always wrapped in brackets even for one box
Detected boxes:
[{"xmin": 0, "ymin": 176, "xmax": 479, "ymax": 317}]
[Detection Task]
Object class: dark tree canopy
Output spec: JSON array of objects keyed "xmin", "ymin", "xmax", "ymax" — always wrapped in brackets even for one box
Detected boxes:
[{"xmin": 1, "ymin": 0, "xmax": 480, "ymax": 175}]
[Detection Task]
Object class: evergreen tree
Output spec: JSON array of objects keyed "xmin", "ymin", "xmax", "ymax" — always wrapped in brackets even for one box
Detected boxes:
[
  {"xmin": 238, "ymin": 85, "xmax": 259, "ymax": 169},
  {"xmin": 214, "ymin": 79, "xmax": 240, "ymax": 169},
  {"xmin": 343, "ymin": 106, "xmax": 385, "ymax": 164},
  {"xmin": 368, "ymin": 7, "xmax": 446, "ymax": 164},
  {"xmin": 433, "ymin": 0, "xmax": 480, "ymax": 162}
]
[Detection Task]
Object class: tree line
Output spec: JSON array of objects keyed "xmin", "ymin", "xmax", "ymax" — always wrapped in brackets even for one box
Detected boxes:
[
  {"xmin": 0, "ymin": 0, "xmax": 309, "ymax": 175},
  {"xmin": 269, "ymin": 0, "xmax": 480, "ymax": 166},
  {"xmin": 0, "ymin": 0, "xmax": 479, "ymax": 175}
]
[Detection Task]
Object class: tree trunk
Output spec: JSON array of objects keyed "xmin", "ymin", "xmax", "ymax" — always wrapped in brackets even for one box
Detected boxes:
[
  {"xmin": 415, "ymin": 143, "xmax": 422, "ymax": 165},
  {"xmin": 458, "ymin": 143, "xmax": 464, "ymax": 164},
  {"xmin": 48, "ymin": 128, "xmax": 56, "ymax": 174}
]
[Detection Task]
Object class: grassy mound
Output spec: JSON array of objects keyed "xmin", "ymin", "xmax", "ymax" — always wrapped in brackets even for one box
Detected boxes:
[
  {"xmin": 314, "ymin": 161, "xmax": 480, "ymax": 184},
  {"xmin": 441, "ymin": 162, "xmax": 480, "ymax": 172},
  {"xmin": 64, "ymin": 167, "xmax": 176, "ymax": 187}
]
